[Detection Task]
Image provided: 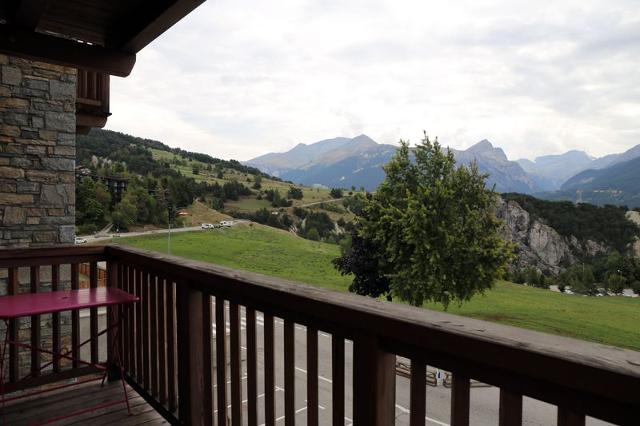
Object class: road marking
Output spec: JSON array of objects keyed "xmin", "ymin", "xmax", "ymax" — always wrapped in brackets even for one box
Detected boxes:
[{"xmin": 395, "ymin": 403, "xmax": 450, "ymax": 426}]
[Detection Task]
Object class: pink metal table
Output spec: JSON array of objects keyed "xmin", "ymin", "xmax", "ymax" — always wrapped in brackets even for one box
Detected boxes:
[{"xmin": 0, "ymin": 287, "xmax": 138, "ymax": 425}]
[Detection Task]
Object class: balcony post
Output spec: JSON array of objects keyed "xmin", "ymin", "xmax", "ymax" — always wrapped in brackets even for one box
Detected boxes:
[
  {"xmin": 176, "ymin": 283, "xmax": 206, "ymax": 425},
  {"xmin": 352, "ymin": 333, "xmax": 396, "ymax": 425},
  {"xmin": 106, "ymin": 260, "xmax": 120, "ymax": 381}
]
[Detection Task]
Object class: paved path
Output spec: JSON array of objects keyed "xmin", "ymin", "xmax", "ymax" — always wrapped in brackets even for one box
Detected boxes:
[{"xmin": 84, "ymin": 220, "xmax": 248, "ymax": 243}]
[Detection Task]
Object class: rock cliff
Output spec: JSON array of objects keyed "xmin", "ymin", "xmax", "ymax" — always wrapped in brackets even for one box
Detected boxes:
[{"xmin": 496, "ymin": 198, "xmax": 608, "ymax": 273}]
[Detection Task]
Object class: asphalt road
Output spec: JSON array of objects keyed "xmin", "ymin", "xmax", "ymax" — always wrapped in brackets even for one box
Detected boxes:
[{"xmin": 213, "ymin": 307, "xmax": 612, "ymax": 426}]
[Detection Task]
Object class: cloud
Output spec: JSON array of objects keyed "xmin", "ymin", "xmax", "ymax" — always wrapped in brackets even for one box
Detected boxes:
[{"xmin": 107, "ymin": 0, "xmax": 640, "ymax": 162}]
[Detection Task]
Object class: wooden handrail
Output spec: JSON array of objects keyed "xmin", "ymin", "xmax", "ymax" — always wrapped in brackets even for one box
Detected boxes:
[
  {"xmin": 106, "ymin": 244, "xmax": 640, "ymax": 425},
  {"xmin": 1, "ymin": 245, "xmax": 638, "ymax": 424}
]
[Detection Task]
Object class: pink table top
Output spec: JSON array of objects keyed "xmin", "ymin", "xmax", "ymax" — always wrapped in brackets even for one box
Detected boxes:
[{"xmin": 0, "ymin": 288, "xmax": 139, "ymax": 319}]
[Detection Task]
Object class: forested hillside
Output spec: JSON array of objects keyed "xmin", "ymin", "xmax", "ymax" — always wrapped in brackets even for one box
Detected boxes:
[
  {"xmin": 77, "ymin": 129, "xmax": 268, "ymax": 178},
  {"xmin": 75, "ymin": 129, "xmax": 357, "ymax": 240},
  {"xmin": 502, "ymin": 193, "xmax": 639, "ymax": 252}
]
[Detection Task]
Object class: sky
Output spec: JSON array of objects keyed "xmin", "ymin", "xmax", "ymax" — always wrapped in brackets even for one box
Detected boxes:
[{"xmin": 107, "ymin": 0, "xmax": 640, "ymax": 162}]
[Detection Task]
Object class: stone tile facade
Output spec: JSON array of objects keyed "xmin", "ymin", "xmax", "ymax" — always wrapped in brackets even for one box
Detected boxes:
[{"xmin": 0, "ymin": 55, "xmax": 76, "ymax": 247}]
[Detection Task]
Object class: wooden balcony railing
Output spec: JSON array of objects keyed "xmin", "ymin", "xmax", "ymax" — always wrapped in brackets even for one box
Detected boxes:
[
  {"xmin": 0, "ymin": 245, "xmax": 639, "ymax": 425},
  {"xmin": 76, "ymin": 69, "xmax": 110, "ymax": 134}
]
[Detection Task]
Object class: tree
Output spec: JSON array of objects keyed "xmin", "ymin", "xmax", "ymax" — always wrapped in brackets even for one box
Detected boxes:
[
  {"xmin": 605, "ymin": 273, "xmax": 626, "ymax": 295},
  {"xmin": 330, "ymin": 188, "xmax": 343, "ymax": 199},
  {"xmin": 76, "ymin": 177, "xmax": 110, "ymax": 226},
  {"xmin": 287, "ymin": 186, "xmax": 303, "ymax": 200},
  {"xmin": 112, "ymin": 198, "xmax": 137, "ymax": 231},
  {"xmin": 252, "ymin": 175, "xmax": 262, "ymax": 190},
  {"xmin": 333, "ymin": 227, "xmax": 391, "ymax": 300},
  {"xmin": 359, "ymin": 134, "xmax": 512, "ymax": 308},
  {"xmin": 565, "ymin": 264, "xmax": 599, "ymax": 295},
  {"xmin": 306, "ymin": 228, "xmax": 320, "ymax": 241}
]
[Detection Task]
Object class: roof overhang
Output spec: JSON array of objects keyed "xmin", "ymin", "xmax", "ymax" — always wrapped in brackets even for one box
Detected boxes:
[{"xmin": 0, "ymin": 0, "xmax": 205, "ymax": 77}]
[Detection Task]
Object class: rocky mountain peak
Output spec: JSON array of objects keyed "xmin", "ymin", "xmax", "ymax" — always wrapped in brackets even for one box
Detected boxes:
[{"xmin": 466, "ymin": 139, "xmax": 508, "ymax": 162}]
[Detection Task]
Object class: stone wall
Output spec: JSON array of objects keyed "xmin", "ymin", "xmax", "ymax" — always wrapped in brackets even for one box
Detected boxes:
[{"xmin": 0, "ymin": 55, "xmax": 76, "ymax": 247}]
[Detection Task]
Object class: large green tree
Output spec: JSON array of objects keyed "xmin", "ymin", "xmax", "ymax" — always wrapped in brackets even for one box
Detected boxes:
[{"xmin": 355, "ymin": 134, "xmax": 512, "ymax": 308}]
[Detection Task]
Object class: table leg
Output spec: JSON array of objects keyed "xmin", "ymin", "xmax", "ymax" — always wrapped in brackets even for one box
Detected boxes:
[
  {"xmin": 0, "ymin": 319, "xmax": 11, "ymax": 426},
  {"xmin": 110, "ymin": 305, "xmax": 131, "ymax": 415}
]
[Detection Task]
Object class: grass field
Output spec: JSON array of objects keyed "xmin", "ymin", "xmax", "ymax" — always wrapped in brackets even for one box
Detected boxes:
[
  {"xmin": 114, "ymin": 226, "xmax": 640, "ymax": 350},
  {"xmin": 116, "ymin": 224, "xmax": 350, "ymax": 291}
]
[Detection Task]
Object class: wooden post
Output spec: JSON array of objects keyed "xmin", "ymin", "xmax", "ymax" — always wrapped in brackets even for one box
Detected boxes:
[
  {"xmin": 106, "ymin": 260, "xmax": 120, "ymax": 381},
  {"xmin": 352, "ymin": 333, "xmax": 396, "ymax": 425},
  {"xmin": 499, "ymin": 389, "xmax": 522, "ymax": 426},
  {"xmin": 558, "ymin": 408, "xmax": 585, "ymax": 426},
  {"xmin": 176, "ymin": 283, "xmax": 205, "ymax": 425}
]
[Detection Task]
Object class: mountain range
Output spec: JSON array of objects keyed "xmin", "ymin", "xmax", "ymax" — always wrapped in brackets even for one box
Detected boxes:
[{"xmin": 246, "ymin": 136, "xmax": 640, "ymax": 206}]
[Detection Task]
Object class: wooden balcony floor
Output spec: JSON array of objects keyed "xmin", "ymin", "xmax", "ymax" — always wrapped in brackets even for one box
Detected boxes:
[{"xmin": 2, "ymin": 377, "xmax": 167, "ymax": 426}]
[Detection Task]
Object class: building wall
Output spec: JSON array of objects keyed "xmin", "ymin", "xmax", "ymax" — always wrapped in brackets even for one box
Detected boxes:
[{"xmin": 0, "ymin": 55, "xmax": 76, "ymax": 247}]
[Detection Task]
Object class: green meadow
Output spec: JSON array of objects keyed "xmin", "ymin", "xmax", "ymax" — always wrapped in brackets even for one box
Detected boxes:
[{"xmin": 114, "ymin": 225, "xmax": 640, "ymax": 351}]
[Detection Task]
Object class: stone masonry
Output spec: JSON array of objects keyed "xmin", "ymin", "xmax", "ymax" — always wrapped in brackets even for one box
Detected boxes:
[{"xmin": 0, "ymin": 54, "xmax": 76, "ymax": 247}]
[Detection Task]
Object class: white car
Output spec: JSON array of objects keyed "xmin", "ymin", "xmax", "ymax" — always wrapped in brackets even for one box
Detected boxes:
[
  {"xmin": 219, "ymin": 220, "xmax": 233, "ymax": 228},
  {"xmin": 74, "ymin": 237, "xmax": 87, "ymax": 244},
  {"xmin": 201, "ymin": 223, "xmax": 214, "ymax": 229}
]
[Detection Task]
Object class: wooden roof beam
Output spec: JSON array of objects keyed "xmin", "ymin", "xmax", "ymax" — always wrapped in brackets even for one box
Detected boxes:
[
  {"xmin": 112, "ymin": 0, "xmax": 206, "ymax": 53},
  {"xmin": 0, "ymin": 25, "xmax": 136, "ymax": 76}
]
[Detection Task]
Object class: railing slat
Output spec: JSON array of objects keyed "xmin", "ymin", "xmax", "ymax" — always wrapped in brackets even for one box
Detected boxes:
[
  {"xmin": 215, "ymin": 297, "xmax": 227, "ymax": 426},
  {"xmin": 332, "ymin": 334, "xmax": 345, "ymax": 426},
  {"xmin": 410, "ymin": 360, "xmax": 426, "ymax": 426},
  {"xmin": 136, "ymin": 268, "xmax": 143, "ymax": 383},
  {"xmin": 557, "ymin": 408, "xmax": 585, "ymax": 426},
  {"xmin": 451, "ymin": 373, "xmax": 470, "ymax": 426},
  {"xmin": 150, "ymin": 274, "xmax": 159, "ymax": 397},
  {"xmin": 30, "ymin": 266, "xmax": 40, "ymax": 377},
  {"xmin": 264, "ymin": 313, "xmax": 275, "ymax": 426},
  {"xmin": 70, "ymin": 263, "xmax": 80, "ymax": 369},
  {"xmin": 128, "ymin": 265, "xmax": 136, "ymax": 379},
  {"xmin": 246, "ymin": 308, "xmax": 258, "ymax": 426},
  {"xmin": 51, "ymin": 264, "xmax": 60, "ymax": 374},
  {"xmin": 89, "ymin": 261, "xmax": 99, "ymax": 364},
  {"xmin": 142, "ymin": 271, "xmax": 150, "ymax": 390},
  {"xmin": 284, "ymin": 319, "xmax": 295, "ymax": 426},
  {"xmin": 202, "ymin": 294, "xmax": 213, "ymax": 426},
  {"xmin": 307, "ymin": 326, "xmax": 319, "ymax": 426},
  {"xmin": 499, "ymin": 388, "xmax": 522, "ymax": 426},
  {"xmin": 8, "ymin": 267, "xmax": 19, "ymax": 382},
  {"xmin": 230, "ymin": 302, "xmax": 242, "ymax": 426},
  {"xmin": 122, "ymin": 264, "xmax": 130, "ymax": 372},
  {"xmin": 176, "ymin": 283, "xmax": 206, "ymax": 424},
  {"xmin": 167, "ymin": 280, "xmax": 177, "ymax": 412},
  {"xmin": 106, "ymin": 260, "xmax": 116, "ymax": 377},
  {"xmin": 158, "ymin": 277, "xmax": 167, "ymax": 405}
]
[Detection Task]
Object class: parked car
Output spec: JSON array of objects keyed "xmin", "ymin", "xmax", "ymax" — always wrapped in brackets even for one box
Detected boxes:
[
  {"xmin": 74, "ymin": 237, "xmax": 87, "ymax": 244},
  {"xmin": 201, "ymin": 223, "xmax": 214, "ymax": 229},
  {"xmin": 219, "ymin": 220, "xmax": 233, "ymax": 228}
]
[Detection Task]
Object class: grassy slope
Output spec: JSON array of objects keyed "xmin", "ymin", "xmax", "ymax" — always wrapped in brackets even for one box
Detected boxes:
[
  {"xmin": 114, "ymin": 224, "xmax": 640, "ymax": 351},
  {"xmin": 424, "ymin": 282, "xmax": 640, "ymax": 350},
  {"xmin": 117, "ymin": 224, "xmax": 350, "ymax": 291}
]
